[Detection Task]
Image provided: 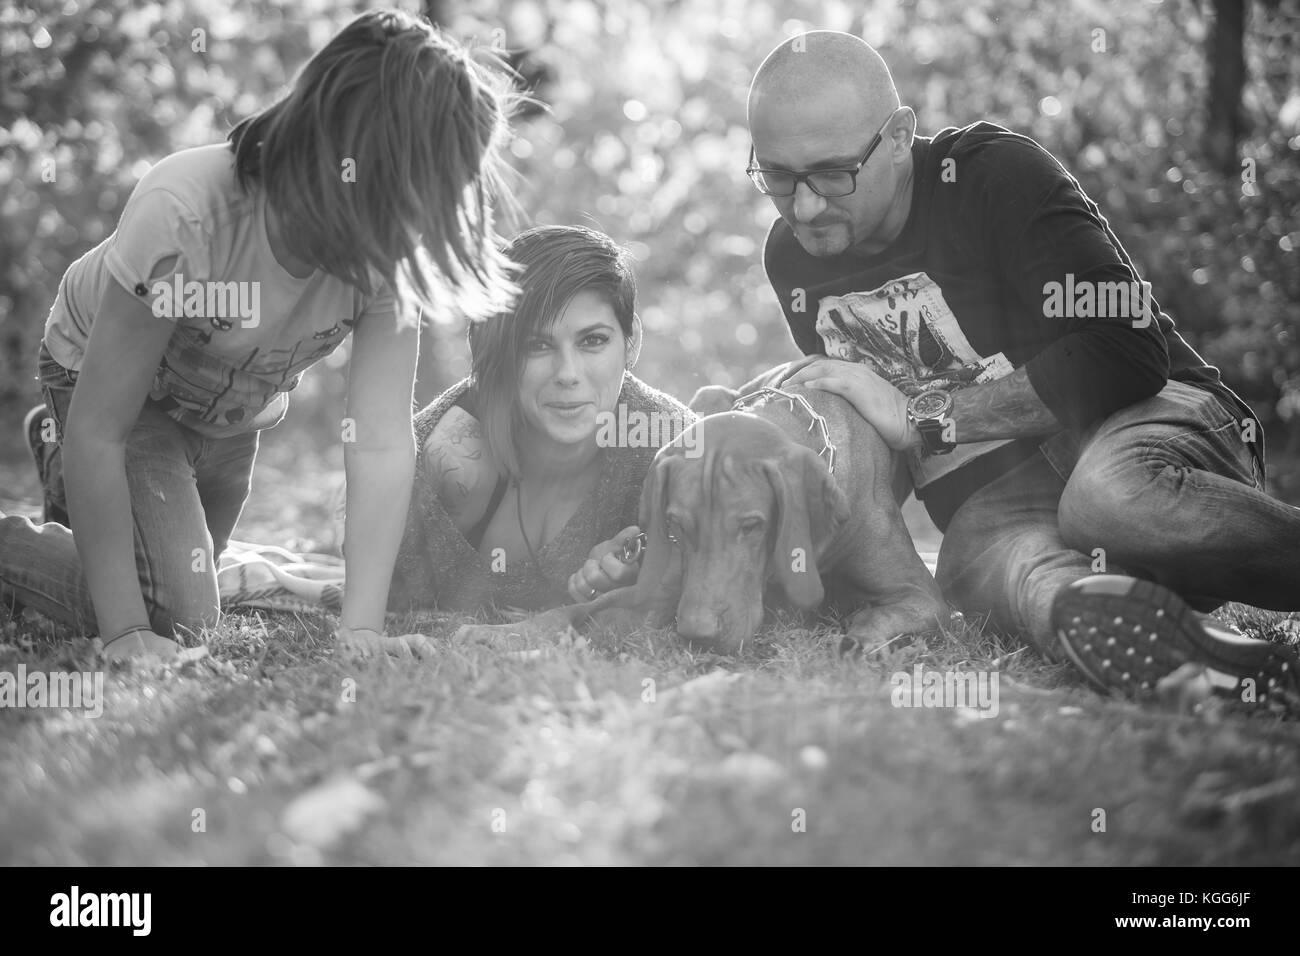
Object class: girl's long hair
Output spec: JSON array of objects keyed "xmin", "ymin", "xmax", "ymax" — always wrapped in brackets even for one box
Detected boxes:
[
  {"xmin": 228, "ymin": 8, "xmax": 520, "ymax": 322},
  {"xmin": 469, "ymin": 225, "xmax": 637, "ymax": 478}
]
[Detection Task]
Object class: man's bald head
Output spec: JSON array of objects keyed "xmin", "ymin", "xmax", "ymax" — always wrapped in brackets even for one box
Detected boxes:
[
  {"xmin": 746, "ymin": 32, "xmax": 915, "ymax": 258},
  {"xmin": 748, "ymin": 31, "xmax": 898, "ymax": 131}
]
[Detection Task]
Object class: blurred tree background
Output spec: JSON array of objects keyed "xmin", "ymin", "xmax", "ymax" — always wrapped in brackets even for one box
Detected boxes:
[{"xmin": 3, "ymin": 0, "xmax": 1299, "ymax": 497}]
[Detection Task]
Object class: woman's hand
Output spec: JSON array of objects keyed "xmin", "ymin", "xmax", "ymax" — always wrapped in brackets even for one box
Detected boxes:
[
  {"xmin": 336, "ymin": 623, "xmax": 435, "ymax": 660},
  {"xmin": 567, "ymin": 525, "xmax": 642, "ymax": 603},
  {"xmin": 782, "ymin": 357, "xmax": 920, "ymax": 452}
]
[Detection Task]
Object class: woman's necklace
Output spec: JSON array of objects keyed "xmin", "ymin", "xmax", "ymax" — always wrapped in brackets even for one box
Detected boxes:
[
  {"xmin": 511, "ymin": 454, "xmax": 602, "ymax": 579},
  {"xmin": 513, "ymin": 479, "xmax": 543, "ymax": 577}
]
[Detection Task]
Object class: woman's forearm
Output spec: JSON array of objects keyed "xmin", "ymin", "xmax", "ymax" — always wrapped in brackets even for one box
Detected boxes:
[
  {"xmin": 341, "ymin": 444, "xmax": 416, "ymax": 632},
  {"xmin": 63, "ymin": 431, "xmax": 153, "ymax": 637}
]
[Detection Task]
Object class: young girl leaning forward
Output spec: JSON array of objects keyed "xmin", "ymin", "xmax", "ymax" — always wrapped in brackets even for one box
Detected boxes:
[{"xmin": 0, "ymin": 10, "xmax": 518, "ymax": 660}]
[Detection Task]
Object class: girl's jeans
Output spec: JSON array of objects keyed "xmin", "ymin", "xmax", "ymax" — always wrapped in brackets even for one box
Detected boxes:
[{"xmin": 0, "ymin": 346, "xmax": 258, "ymax": 637}]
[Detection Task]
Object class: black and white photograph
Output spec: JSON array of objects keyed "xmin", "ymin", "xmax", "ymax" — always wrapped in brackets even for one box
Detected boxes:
[{"xmin": 0, "ymin": 0, "xmax": 1297, "ymax": 893}]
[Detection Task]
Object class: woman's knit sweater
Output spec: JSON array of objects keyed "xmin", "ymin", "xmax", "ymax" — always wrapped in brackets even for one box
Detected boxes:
[{"xmin": 388, "ymin": 373, "xmax": 694, "ymax": 611}]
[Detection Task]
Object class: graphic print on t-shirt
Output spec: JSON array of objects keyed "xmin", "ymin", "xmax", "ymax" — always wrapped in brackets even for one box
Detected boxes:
[
  {"xmin": 814, "ymin": 271, "xmax": 1016, "ymax": 488},
  {"xmin": 815, "ymin": 272, "xmax": 1015, "ymax": 394},
  {"xmin": 148, "ymin": 320, "xmax": 352, "ymax": 431}
]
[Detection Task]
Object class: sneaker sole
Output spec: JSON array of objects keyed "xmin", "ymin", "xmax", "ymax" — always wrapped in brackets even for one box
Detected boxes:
[
  {"xmin": 21, "ymin": 404, "xmax": 68, "ymax": 526},
  {"xmin": 22, "ymin": 404, "xmax": 48, "ymax": 462},
  {"xmin": 1051, "ymin": 575, "xmax": 1299, "ymax": 706}
]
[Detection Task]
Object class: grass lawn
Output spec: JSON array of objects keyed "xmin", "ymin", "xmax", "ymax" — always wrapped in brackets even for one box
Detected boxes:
[{"xmin": 2, "ymin": 432, "xmax": 1298, "ymax": 866}]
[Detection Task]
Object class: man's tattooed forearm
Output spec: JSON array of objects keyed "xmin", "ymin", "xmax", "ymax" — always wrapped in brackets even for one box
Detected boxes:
[{"xmin": 950, "ymin": 366, "xmax": 1062, "ymax": 443}]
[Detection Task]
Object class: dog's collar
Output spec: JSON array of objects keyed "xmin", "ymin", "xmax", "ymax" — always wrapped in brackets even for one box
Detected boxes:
[{"xmin": 731, "ymin": 386, "xmax": 837, "ymax": 475}]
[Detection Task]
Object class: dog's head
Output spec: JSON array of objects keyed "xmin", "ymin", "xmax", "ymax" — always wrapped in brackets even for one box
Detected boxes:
[{"xmin": 634, "ymin": 413, "xmax": 849, "ymax": 654}]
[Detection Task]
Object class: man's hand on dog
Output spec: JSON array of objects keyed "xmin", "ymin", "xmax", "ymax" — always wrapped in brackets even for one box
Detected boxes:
[
  {"xmin": 567, "ymin": 525, "xmax": 642, "ymax": 603},
  {"xmin": 783, "ymin": 357, "xmax": 921, "ymax": 452},
  {"xmin": 336, "ymin": 623, "xmax": 436, "ymax": 660}
]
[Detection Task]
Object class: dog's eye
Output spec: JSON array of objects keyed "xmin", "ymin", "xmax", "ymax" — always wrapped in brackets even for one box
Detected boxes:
[{"xmin": 739, "ymin": 517, "xmax": 765, "ymax": 534}]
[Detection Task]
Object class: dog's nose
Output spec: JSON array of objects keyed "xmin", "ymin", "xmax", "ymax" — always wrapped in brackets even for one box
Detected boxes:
[{"xmin": 677, "ymin": 608, "xmax": 721, "ymax": 643}]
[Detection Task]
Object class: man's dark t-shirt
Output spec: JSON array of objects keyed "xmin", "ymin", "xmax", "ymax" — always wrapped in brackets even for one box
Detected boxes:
[{"xmin": 763, "ymin": 122, "xmax": 1254, "ymax": 530}]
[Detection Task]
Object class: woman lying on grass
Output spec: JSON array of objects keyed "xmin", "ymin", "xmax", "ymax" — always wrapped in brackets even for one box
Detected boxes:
[
  {"xmin": 0, "ymin": 10, "xmax": 518, "ymax": 661},
  {"xmin": 386, "ymin": 225, "xmax": 695, "ymax": 613}
]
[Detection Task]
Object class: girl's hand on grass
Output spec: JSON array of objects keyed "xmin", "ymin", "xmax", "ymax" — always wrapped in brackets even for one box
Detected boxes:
[
  {"xmin": 336, "ymin": 624, "xmax": 385, "ymax": 658},
  {"xmin": 101, "ymin": 629, "xmax": 181, "ymax": 663},
  {"xmin": 389, "ymin": 633, "xmax": 438, "ymax": 659},
  {"xmin": 336, "ymin": 624, "xmax": 435, "ymax": 660}
]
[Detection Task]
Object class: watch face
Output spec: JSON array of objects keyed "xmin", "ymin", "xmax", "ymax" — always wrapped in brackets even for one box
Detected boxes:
[{"xmin": 912, "ymin": 391, "xmax": 949, "ymax": 418}]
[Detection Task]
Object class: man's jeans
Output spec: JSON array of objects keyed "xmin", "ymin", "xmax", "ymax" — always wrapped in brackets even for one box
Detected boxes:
[
  {"xmin": 0, "ymin": 347, "xmax": 258, "ymax": 637},
  {"xmin": 936, "ymin": 380, "xmax": 1299, "ymax": 661}
]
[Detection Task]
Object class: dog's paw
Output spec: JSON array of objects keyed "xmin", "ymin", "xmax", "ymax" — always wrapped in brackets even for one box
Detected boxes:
[
  {"xmin": 452, "ymin": 615, "xmax": 586, "ymax": 653},
  {"xmin": 839, "ymin": 630, "xmax": 921, "ymax": 660}
]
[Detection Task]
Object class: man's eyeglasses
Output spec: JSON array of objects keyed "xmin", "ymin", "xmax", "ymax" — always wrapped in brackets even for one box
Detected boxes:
[{"xmin": 746, "ymin": 112, "xmax": 895, "ymax": 198}]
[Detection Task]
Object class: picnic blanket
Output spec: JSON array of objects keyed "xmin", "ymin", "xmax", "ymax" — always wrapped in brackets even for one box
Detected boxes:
[{"xmin": 218, "ymin": 540, "xmax": 345, "ymax": 614}]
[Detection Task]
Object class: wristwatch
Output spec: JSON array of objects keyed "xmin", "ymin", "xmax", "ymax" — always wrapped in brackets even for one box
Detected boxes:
[{"xmin": 906, "ymin": 388, "xmax": 956, "ymax": 455}]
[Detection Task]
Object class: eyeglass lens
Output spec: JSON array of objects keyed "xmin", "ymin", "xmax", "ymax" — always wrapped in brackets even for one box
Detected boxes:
[{"xmin": 752, "ymin": 169, "xmax": 856, "ymax": 197}]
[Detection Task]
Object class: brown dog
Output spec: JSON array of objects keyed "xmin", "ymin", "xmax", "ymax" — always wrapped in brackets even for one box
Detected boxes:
[{"xmin": 454, "ymin": 365, "xmax": 948, "ymax": 654}]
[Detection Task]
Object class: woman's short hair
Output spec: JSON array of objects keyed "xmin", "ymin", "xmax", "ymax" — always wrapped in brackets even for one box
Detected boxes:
[
  {"xmin": 228, "ymin": 8, "xmax": 519, "ymax": 323},
  {"xmin": 469, "ymin": 225, "xmax": 637, "ymax": 477}
]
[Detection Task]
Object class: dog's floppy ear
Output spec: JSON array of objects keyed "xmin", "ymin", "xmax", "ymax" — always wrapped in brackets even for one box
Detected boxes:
[
  {"xmin": 763, "ymin": 447, "xmax": 850, "ymax": 609},
  {"xmin": 632, "ymin": 447, "xmax": 683, "ymax": 620},
  {"xmin": 688, "ymin": 385, "xmax": 740, "ymax": 417}
]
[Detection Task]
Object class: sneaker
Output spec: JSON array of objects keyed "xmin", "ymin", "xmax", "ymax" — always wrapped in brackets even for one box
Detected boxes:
[
  {"xmin": 1051, "ymin": 575, "xmax": 1299, "ymax": 710},
  {"xmin": 22, "ymin": 404, "xmax": 67, "ymax": 525}
]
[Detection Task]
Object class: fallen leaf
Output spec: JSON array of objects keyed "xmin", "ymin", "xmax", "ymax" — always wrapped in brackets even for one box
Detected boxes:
[
  {"xmin": 799, "ymin": 745, "xmax": 829, "ymax": 770},
  {"xmin": 717, "ymin": 752, "xmax": 785, "ymax": 785},
  {"xmin": 281, "ymin": 776, "xmax": 385, "ymax": 849}
]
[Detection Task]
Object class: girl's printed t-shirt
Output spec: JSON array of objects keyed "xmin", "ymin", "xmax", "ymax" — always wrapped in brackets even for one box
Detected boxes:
[{"xmin": 43, "ymin": 143, "xmax": 396, "ymax": 438}]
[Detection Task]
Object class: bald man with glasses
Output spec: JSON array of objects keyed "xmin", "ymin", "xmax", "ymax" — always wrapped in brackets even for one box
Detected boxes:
[{"xmin": 748, "ymin": 31, "xmax": 1300, "ymax": 711}]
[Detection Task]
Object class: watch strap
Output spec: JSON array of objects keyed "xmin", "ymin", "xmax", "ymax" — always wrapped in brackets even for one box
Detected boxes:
[{"xmin": 916, "ymin": 416, "xmax": 953, "ymax": 454}]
